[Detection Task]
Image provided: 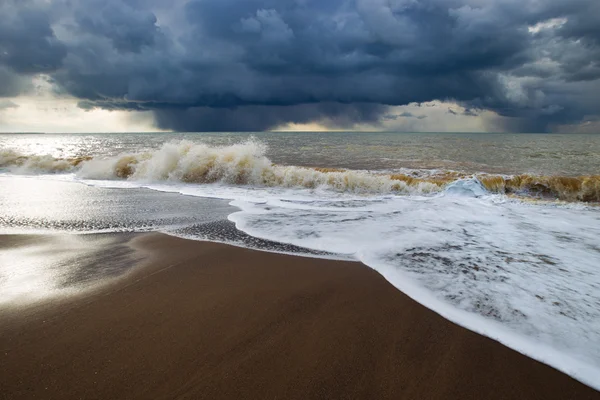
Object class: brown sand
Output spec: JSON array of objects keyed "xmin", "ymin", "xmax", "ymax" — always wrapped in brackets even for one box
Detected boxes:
[{"xmin": 0, "ymin": 233, "xmax": 598, "ymax": 400}]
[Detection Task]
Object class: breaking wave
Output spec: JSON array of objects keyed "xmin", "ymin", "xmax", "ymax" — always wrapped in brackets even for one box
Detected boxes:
[
  {"xmin": 478, "ymin": 174, "xmax": 600, "ymax": 203},
  {"xmin": 1, "ymin": 140, "xmax": 599, "ymax": 202},
  {"xmin": 0, "ymin": 149, "xmax": 90, "ymax": 173}
]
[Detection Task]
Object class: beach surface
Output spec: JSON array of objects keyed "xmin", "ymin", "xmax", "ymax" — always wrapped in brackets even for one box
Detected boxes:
[{"xmin": 1, "ymin": 233, "xmax": 598, "ymax": 400}]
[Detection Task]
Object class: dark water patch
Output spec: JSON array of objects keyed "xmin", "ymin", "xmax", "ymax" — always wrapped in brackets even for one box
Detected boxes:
[{"xmin": 171, "ymin": 220, "xmax": 342, "ymax": 259}]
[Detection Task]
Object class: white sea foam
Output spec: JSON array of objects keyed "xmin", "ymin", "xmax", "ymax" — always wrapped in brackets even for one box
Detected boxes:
[
  {"xmin": 223, "ymin": 191, "xmax": 600, "ymax": 390},
  {"xmin": 63, "ymin": 171, "xmax": 600, "ymax": 392},
  {"xmin": 69, "ymin": 172, "xmax": 600, "ymax": 390}
]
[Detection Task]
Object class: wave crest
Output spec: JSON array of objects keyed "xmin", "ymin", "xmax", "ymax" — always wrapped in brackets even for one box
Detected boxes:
[
  {"xmin": 78, "ymin": 140, "xmax": 442, "ymax": 194},
  {"xmin": 0, "ymin": 149, "xmax": 89, "ymax": 173},
  {"xmin": 478, "ymin": 174, "xmax": 600, "ymax": 202},
  {"xmin": 2, "ymin": 140, "xmax": 599, "ymax": 201}
]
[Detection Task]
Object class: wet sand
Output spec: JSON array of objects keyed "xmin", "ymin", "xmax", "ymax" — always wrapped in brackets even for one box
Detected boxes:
[{"xmin": 0, "ymin": 233, "xmax": 598, "ymax": 399}]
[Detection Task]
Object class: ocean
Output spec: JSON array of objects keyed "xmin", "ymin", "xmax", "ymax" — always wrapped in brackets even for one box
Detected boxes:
[{"xmin": 1, "ymin": 132, "xmax": 600, "ymax": 389}]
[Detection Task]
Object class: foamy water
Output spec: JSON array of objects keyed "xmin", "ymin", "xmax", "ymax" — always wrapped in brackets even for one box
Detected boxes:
[
  {"xmin": 229, "ymin": 192, "xmax": 600, "ymax": 390},
  {"xmin": 2, "ymin": 139, "xmax": 599, "ymax": 201},
  {"xmin": 1, "ymin": 133, "xmax": 600, "ymax": 390}
]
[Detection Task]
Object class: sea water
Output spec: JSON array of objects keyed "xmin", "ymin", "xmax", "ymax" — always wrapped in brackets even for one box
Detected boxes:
[{"xmin": 0, "ymin": 132, "xmax": 599, "ymax": 389}]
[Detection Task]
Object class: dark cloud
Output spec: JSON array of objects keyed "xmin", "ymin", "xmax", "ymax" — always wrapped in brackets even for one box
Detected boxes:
[
  {"xmin": 73, "ymin": 0, "xmax": 161, "ymax": 53},
  {"xmin": 462, "ymin": 108, "xmax": 479, "ymax": 117},
  {"xmin": 384, "ymin": 111, "xmax": 427, "ymax": 120},
  {"xmin": 154, "ymin": 103, "xmax": 386, "ymax": 132},
  {"xmin": 0, "ymin": 0, "xmax": 599, "ymax": 131},
  {"xmin": 0, "ymin": 4, "xmax": 66, "ymax": 74},
  {"xmin": 0, "ymin": 67, "xmax": 30, "ymax": 97}
]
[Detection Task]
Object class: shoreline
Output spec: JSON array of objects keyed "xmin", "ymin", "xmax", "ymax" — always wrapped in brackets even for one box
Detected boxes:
[{"xmin": 1, "ymin": 232, "xmax": 599, "ymax": 399}]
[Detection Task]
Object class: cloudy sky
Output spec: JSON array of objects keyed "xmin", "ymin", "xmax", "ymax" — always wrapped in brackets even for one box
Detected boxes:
[{"xmin": 1, "ymin": 0, "xmax": 599, "ymax": 133}]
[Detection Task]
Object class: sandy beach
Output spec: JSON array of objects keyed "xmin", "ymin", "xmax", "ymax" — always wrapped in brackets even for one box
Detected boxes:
[{"xmin": 0, "ymin": 233, "xmax": 598, "ymax": 400}]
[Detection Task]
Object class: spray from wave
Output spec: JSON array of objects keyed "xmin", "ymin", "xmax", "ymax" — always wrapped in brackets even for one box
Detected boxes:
[
  {"xmin": 1, "ymin": 140, "xmax": 599, "ymax": 202},
  {"xmin": 0, "ymin": 149, "xmax": 90, "ymax": 173}
]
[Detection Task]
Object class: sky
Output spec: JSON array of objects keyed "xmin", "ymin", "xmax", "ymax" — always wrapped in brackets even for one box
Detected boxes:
[{"xmin": 0, "ymin": 0, "xmax": 599, "ymax": 133}]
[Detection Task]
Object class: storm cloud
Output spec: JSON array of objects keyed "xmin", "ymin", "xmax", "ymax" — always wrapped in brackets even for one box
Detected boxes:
[{"xmin": 1, "ymin": 0, "xmax": 599, "ymax": 131}]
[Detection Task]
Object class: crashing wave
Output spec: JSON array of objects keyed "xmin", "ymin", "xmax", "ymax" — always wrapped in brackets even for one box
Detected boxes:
[
  {"xmin": 1, "ymin": 141, "xmax": 599, "ymax": 202},
  {"xmin": 478, "ymin": 174, "xmax": 600, "ymax": 203},
  {"xmin": 1, "ymin": 142, "xmax": 444, "ymax": 195},
  {"xmin": 0, "ymin": 149, "xmax": 90, "ymax": 173}
]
